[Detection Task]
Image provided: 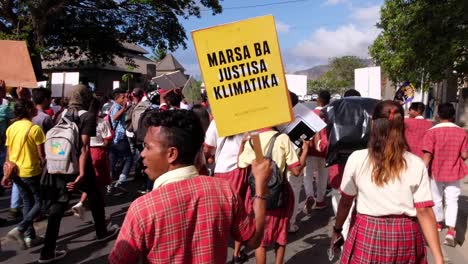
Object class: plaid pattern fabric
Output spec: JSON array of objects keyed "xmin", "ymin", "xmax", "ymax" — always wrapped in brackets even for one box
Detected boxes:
[
  {"xmin": 109, "ymin": 176, "xmax": 255, "ymax": 264},
  {"xmin": 244, "ymin": 182, "xmax": 294, "ymax": 246},
  {"xmin": 341, "ymin": 214, "xmax": 427, "ymax": 264},
  {"xmin": 404, "ymin": 118, "xmax": 433, "ymax": 158},
  {"xmin": 214, "ymin": 167, "xmax": 249, "ymax": 200},
  {"xmin": 329, "ymin": 164, "xmax": 345, "ymax": 190},
  {"xmin": 422, "ymin": 124, "xmax": 468, "ymax": 182}
]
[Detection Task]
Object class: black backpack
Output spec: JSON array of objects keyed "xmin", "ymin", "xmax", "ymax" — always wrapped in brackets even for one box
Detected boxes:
[{"xmin": 248, "ymin": 133, "xmax": 287, "ymax": 210}]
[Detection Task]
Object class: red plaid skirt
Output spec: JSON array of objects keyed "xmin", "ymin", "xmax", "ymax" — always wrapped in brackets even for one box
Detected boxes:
[
  {"xmin": 214, "ymin": 168, "xmax": 248, "ymax": 200},
  {"xmin": 341, "ymin": 214, "xmax": 427, "ymax": 264},
  {"xmin": 245, "ymin": 182, "xmax": 294, "ymax": 247}
]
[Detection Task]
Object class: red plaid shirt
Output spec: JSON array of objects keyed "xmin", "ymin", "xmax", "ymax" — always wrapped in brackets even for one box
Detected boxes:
[
  {"xmin": 109, "ymin": 176, "xmax": 255, "ymax": 264},
  {"xmin": 404, "ymin": 117, "xmax": 433, "ymax": 158},
  {"xmin": 422, "ymin": 122, "xmax": 468, "ymax": 182},
  {"xmin": 308, "ymin": 107, "xmax": 328, "ymax": 158}
]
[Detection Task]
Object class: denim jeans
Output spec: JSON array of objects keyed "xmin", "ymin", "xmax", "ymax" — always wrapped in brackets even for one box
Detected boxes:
[
  {"xmin": 109, "ymin": 139, "xmax": 133, "ymax": 184},
  {"xmin": 10, "ymin": 183, "xmax": 23, "ymax": 209},
  {"xmin": 0, "ymin": 145, "xmax": 5, "ymax": 177},
  {"xmin": 13, "ymin": 176, "xmax": 41, "ymax": 238}
]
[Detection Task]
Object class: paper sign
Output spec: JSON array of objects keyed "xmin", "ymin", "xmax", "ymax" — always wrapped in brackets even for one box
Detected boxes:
[
  {"xmin": 192, "ymin": 15, "xmax": 293, "ymax": 136},
  {"xmin": 113, "ymin": 81, "xmax": 120, "ymax": 89},
  {"xmin": 354, "ymin": 66, "xmax": 381, "ymax": 99},
  {"xmin": 276, "ymin": 103, "xmax": 327, "ymax": 147},
  {"xmin": 285, "ymin": 74, "xmax": 307, "ymax": 96},
  {"xmin": 0, "ymin": 40, "xmax": 37, "ymax": 88},
  {"xmin": 51, "ymin": 72, "xmax": 79, "ymax": 97}
]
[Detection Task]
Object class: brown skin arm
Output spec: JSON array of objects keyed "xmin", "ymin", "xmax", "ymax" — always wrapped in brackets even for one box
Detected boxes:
[
  {"xmin": 1, "ymin": 148, "xmax": 12, "ymax": 187},
  {"xmin": 330, "ymin": 194, "xmax": 355, "ymax": 247},
  {"xmin": 416, "ymin": 207, "xmax": 444, "ymax": 264},
  {"xmin": 112, "ymin": 97, "xmax": 129, "ymax": 121},
  {"xmin": 36, "ymin": 143, "xmax": 46, "ymax": 166},
  {"xmin": 66, "ymin": 134, "xmax": 90, "ymax": 191},
  {"xmin": 243, "ymin": 158, "xmax": 270, "ymax": 249},
  {"xmin": 422, "ymin": 152, "xmax": 432, "ymax": 167},
  {"xmin": 461, "ymin": 151, "xmax": 468, "ymax": 160},
  {"xmin": 289, "ymin": 140, "xmax": 310, "ymax": 176}
]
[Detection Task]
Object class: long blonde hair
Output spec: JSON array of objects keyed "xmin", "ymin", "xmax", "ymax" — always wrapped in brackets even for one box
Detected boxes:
[{"xmin": 368, "ymin": 100, "xmax": 407, "ymax": 186}]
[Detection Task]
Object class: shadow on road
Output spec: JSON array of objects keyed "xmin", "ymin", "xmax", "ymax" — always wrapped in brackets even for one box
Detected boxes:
[
  {"xmin": 286, "ymin": 234, "xmax": 335, "ymax": 263},
  {"xmin": 456, "ymin": 194, "xmax": 467, "ymax": 246}
]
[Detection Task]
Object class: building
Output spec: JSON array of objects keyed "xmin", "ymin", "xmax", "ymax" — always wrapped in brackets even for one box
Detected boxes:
[{"xmin": 42, "ymin": 43, "xmax": 157, "ymax": 96}]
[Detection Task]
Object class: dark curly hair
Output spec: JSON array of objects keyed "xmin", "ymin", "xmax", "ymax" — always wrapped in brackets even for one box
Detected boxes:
[
  {"xmin": 14, "ymin": 99, "xmax": 36, "ymax": 120},
  {"xmin": 145, "ymin": 109, "xmax": 204, "ymax": 165}
]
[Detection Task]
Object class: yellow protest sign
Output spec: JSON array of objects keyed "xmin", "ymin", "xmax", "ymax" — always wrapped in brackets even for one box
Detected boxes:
[{"xmin": 192, "ymin": 15, "xmax": 293, "ymax": 137}]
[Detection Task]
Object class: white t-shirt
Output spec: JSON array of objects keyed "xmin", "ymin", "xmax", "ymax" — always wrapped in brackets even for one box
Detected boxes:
[
  {"xmin": 204, "ymin": 120, "xmax": 244, "ymax": 173},
  {"xmin": 90, "ymin": 117, "xmax": 113, "ymax": 147},
  {"xmin": 340, "ymin": 149, "xmax": 433, "ymax": 217}
]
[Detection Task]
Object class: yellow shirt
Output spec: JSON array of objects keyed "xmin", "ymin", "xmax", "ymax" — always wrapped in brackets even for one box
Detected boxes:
[
  {"xmin": 5, "ymin": 119, "xmax": 46, "ymax": 177},
  {"xmin": 238, "ymin": 131, "xmax": 300, "ymax": 174}
]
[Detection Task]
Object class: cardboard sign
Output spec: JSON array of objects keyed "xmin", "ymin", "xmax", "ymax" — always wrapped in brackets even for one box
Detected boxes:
[
  {"xmin": 0, "ymin": 40, "xmax": 37, "ymax": 88},
  {"xmin": 354, "ymin": 66, "xmax": 381, "ymax": 100},
  {"xmin": 51, "ymin": 72, "xmax": 79, "ymax": 97},
  {"xmin": 192, "ymin": 15, "xmax": 293, "ymax": 137}
]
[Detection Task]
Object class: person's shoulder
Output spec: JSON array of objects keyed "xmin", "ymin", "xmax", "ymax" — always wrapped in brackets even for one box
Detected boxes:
[
  {"xmin": 79, "ymin": 111, "xmax": 95, "ymax": 122},
  {"xmin": 404, "ymin": 151, "xmax": 425, "ymax": 167},
  {"xmin": 349, "ymin": 149, "xmax": 369, "ymax": 160}
]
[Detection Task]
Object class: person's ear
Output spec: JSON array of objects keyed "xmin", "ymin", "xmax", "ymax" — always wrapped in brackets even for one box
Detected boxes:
[{"xmin": 167, "ymin": 147, "xmax": 179, "ymax": 164}]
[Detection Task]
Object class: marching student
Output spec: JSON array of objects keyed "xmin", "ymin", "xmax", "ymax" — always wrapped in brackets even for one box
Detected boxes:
[
  {"xmin": 3, "ymin": 99, "xmax": 45, "ymax": 249},
  {"xmin": 404, "ymin": 102, "xmax": 433, "ymax": 158},
  {"xmin": 204, "ymin": 120, "xmax": 249, "ymax": 263},
  {"xmin": 334, "ymin": 100, "xmax": 443, "ymax": 264},
  {"xmin": 238, "ymin": 127, "xmax": 308, "ymax": 264},
  {"xmin": 71, "ymin": 98, "xmax": 112, "ymax": 221},
  {"xmin": 303, "ymin": 90, "xmax": 331, "ymax": 214},
  {"xmin": 422, "ymin": 103, "xmax": 468, "ymax": 247},
  {"xmin": 109, "ymin": 110, "xmax": 270, "ymax": 264},
  {"xmin": 39, "ymin": 85, "xmax": 119, "ymax": 263}
]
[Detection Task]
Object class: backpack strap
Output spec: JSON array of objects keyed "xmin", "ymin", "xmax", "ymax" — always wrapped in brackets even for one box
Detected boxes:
[
  {"xmin": 248, "ymin": 132, "xmax": 280, "ymax": 158},
  {"xmin": 265, "ymin": 133, "xmax": 280, "ymax": 159}
]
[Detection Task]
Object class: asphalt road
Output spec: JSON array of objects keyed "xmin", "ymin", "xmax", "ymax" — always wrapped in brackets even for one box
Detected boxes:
[{"xmin": 1, "ymin": 175, "xmax": 467, "ymax": 264}]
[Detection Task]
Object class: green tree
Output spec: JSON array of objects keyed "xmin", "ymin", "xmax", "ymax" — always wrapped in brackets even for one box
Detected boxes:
[
  {"xmin": 182, "ymin": 78, "xmax": 202, "ymax": 104},
  {"xmin": 309, "ymin": 56, "xmax": 366, "ymax": 94},
  {"xmin": 0, "ymin": 0, "xmax": 222, "ymax": 77},
  {"xmin": 369, "ymin": 0, "xmax": 468, "ymax": 88}
]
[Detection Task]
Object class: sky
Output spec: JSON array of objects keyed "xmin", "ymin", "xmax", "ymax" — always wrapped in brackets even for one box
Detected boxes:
[{"xmin": 172, "ymin": 0, "xmax": 384, "ymax": 78}]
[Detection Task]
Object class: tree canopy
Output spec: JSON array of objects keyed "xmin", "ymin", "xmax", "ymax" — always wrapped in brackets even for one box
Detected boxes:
[
  {"xmin": 307, "ymin": 56, "xmax": 367, "ymax": 94},
  {"xmin": 0, "ymin": 0, "xmax": 222, "ymax": 76},
  {"xmin": 369, "ymin": 0, "xmax": 468, "ymax": 88}
]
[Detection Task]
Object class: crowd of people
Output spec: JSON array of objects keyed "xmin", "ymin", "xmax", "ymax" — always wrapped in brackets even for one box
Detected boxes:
[{"xmin": 0, "ymin": 79, "xmax": 467, "ymax": 264}]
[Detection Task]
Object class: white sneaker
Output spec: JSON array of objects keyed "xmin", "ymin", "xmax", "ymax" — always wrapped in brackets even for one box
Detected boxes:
[
  {"xmin": 25, "ymin": 236, "xmax": 44, "ymax": 248},
  {"xmin": 71, "ymin": 202, "xmax": 86, "ymax": 221},
  {"xmin": 288, "ymin": 223, "xmax": 300, "ymax": 233},
  {"xmin": 7, "ymin": 227, "xmax": 26, "ymax": 249},
  {"xmin": 444, "ymin": 231, "xmax": 456, "ymax": 247}
]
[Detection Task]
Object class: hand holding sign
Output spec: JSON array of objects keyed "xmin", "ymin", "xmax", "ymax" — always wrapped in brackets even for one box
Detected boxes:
[{"xmin": 192, "ymin": 15, "xmax": 293, "ymax": 161}]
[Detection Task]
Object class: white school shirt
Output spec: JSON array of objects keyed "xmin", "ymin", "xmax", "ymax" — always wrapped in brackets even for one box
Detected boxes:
[
  {"xmin": 340, "ymin": 149, "xmax": 433, "ymax": 217},
  {"xmin": 204, "ymin": 120, "xmax": 244, "ymax": 173}
]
